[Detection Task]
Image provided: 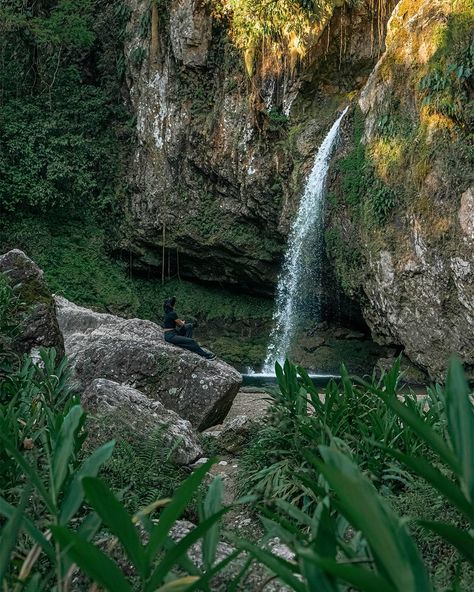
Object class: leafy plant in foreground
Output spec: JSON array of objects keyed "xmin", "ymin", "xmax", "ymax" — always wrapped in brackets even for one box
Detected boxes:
[
  {"xmin": 240, "ymin": 358, "xmax": 435, "ymax": 507},
  {"xmin": 0, "ymin": 349, "xmax": 242, "ymax": 590},
  {"xmin": 238, "ymin": 357, "xmax": 474, "ymax": 591}
]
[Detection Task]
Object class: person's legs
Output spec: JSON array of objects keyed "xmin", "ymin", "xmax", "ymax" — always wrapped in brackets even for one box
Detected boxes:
[
  {"xmin": 167, "ymin": 333, "xmax": 212, "ymax": 358},
  {"xmin": 183, "ymin": 323, "xmax": 193, "ymax": 338}
]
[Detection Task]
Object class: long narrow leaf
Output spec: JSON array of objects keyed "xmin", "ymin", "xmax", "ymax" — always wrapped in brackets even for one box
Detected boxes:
[
  {"xmin": 232, "ymin": 539, "xmax": 305, "ymax": 592},
  {"xmin": 146, "ymin": 508, "xmax": 230, "ymax": 592},
  {"xmin": 445, "ymin": 357, "xmax": 474, "ymax": 504},
  {"xmin": 185, "ymin": 550, "xmax": 243, "ymax": 592},
  {"xmin": 155, "ymin": 577, "xmax": 199, "ymax": 591},
  {"xmin": 52, "ymin": 405, "xmax": 83, "ymax": 495},
  {"xmin": 60, "ymin": 440, "xmax": 115, "ymax": 524},
  {"xmin": 311, "ymin": 556, "xmax": 397, "ymax": 592},
  {"xmin": 385, "ymin": 449, "xmax": 472, "ymax": 520},
  {"xmin": 0, "ymin": 433, "xmax": 55, "ymax": 513},
  {"xmin": 51, "ymin": 525, "xmax": 132, "ymax": 592},
  {"xmin": 0, "ymin": 486, "xmax": 30, "ymax": 584},
  {"xmin": 82, "ymin": 477, "xmax": 146, "ymax": 578},
  {"xmin": 0, "ymin": 496, "xmax": 54, "ymax": 560},
  {"xmin": 147, "ymin": 459, "xmax": 214, "ymax": 562},
  {"xmin": 373, "ymin": 388, "xmax": 459, "ymax": 472},
  {"xmin": 201, "ymin": 476, "xmax": 223, "ymax": 570},
  {"xmin": 316, "ymin": 447, "xmax": 433, "ymax": 592}
]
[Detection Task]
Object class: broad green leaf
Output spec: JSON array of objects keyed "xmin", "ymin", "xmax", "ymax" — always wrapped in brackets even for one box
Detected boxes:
[
  {"xmin": 63, "ymin": 512, "xmax": 103, "ymax": 573},
  {"xmin": 446, "ymin": 357, "xmax": 474, "ymax": 504},
  {"xmin": 147, "ymin": 458, "xmax": 215, "ymax": 562},
  {"xmin": 299, "ymin": 553, "xmax": 338, "ymax": 592},
  {"xmin": 52, "ymin": 405, "xmax": 84, "ymax": 495},
  {"xmin": 317, "ymin": 447, "xmax": 432, "ymax": 592},
  {"xmin": 275, "ymin": 362, "xmax": 286, "ymax": 394},
  {"xmin": 0, "ymin": 486, "xmax": 29, "ymax": 584},
  {"xmin": 146, "ymin": 508, "xmax": 230, "ymax": 592},
  {"xmin": 51, "ymin": 525, "xmax": 132, "ymax": 592},
  {"xmin": 60, "ymin": 440, "xmax": 115, "ymax": 524},
  {"xmin": 232, "ymin": 538, "xmax": 305, "ymax": 592},
  {"xmin": 313, "ymin": 504, "xmax": 337, "ymax": 560},
  {"xmin": 82, "ymin": 477, "xmax": 146, "ymax": 578},
  {"xmin": 0, "ymin": 432, "xmax": 55, "ymax": 513},
  {"xmin": 419, "ymin": 521, "xmax": 474, "ymax": 565}
]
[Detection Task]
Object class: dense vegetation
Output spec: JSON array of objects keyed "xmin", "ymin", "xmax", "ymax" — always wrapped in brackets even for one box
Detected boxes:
[
  {"xmin": 0, "ymin": 0, "xmax": 137, "ymax": 318},
  {"xmin": 1, "ymin": 292, "xmax": 473, "ymax": 590}
]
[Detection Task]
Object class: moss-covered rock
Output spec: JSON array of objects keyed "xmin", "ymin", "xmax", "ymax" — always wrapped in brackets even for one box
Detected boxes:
[{"xmin": 0, "ymin": 249, "xmax": 64, "ymax": 356}]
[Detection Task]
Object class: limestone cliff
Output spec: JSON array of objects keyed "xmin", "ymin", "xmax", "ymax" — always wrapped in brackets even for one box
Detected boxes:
[
  {"xmin": 327, "ymin": 0, "xmax": 473, "ymax": 379},
  {"xmin": 121, "ymin": 0, "xmax": 393, "ymax": 293}
]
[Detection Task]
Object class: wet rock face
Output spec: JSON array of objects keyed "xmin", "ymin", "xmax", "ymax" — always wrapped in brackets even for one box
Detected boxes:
[
  {"xmin": 56, "ymin": 296, "xmax": 242, "ymax": 430},
  {"xmin": 0, "ymin": 249, "xmax": 64, "ymax": 356},
  {"xmin": 328, "ymin": 0, "xmax": 474, "ymax": 380},
  {"xmin": 122, "ymin": 1, "xmax": 391, "ymax": 294}
]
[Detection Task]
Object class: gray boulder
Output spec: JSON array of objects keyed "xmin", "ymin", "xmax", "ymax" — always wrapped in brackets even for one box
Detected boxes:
[
  {"xmin": 55, "ymin": 297, "xmax": 241, "ymax": 430},
  {"xmin": 206, "ymin": 415, "xmax": 257, "ymax": 454},
  {"xmin": 0, "ymin": 249, "xmax": 64, "ymax": 356},
  {"xmin": 82, "ymin": 379, "xmax": 202, "ymax": 465}
]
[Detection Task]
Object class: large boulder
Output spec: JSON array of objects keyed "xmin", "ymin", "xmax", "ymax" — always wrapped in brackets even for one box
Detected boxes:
[
  {"xmin": 0, "ymin": 249, "xmax": 64, "ymax": 356},
  {"xmin": 82, "ymin": 379, "xmax": 202, "ymax": 465},
  {"xmin": 55, "ymin": 297, "xmax": 241, "ymax": 430}
]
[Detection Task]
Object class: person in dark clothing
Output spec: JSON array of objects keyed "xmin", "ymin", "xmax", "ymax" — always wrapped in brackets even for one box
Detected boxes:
[{"xmin": 163, "ymin": 297, "xmax": 216, "ymax": 360}]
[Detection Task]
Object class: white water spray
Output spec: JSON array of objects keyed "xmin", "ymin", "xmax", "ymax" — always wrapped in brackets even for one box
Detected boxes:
[{"xmin": 263, "ymin": 107, "xmax": 348, "ymax": 373}]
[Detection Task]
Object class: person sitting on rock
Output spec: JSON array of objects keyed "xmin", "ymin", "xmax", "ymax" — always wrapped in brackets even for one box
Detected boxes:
[{"xmin": 163, "ymin": 296, "xmax": 216, "ymax": 360}]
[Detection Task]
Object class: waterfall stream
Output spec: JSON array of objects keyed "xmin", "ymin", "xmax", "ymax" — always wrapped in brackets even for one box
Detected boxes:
[{"xmin": 262, "ymin": 107, "xmax": 349, "ymax": 373}]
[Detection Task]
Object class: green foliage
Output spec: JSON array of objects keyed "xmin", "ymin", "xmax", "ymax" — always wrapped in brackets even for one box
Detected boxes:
[
  {"xmin": 239, "ymin": 359, "xmax": 435, "ymax": 508},
  {"xmin": 0, "ymin": 215, "xmax": 138, "ymax": 314},
  {"xmin": 130, "ymin": 46, "xmax": 147, "ymax": 67},
  {"xmin": 368, "ymin": 178, "xmax": 398, "ymax": 226},
  {"xmin": 418, "ymin": 6, "xmax": 474, "ymax": 126},
  {"xmin": 132, "ymin": 276, "xmax": 273, "ymax": 325},
  {"xmin": 223, "ymin": 0, "xmax": 332, "ymax": 54},
  {"xmin": 0, "ymin": 0, "xmax": 130, "ymax": 215},
  {"xmin": 91, "ymin": 422, "xmax": 191, "ymax": 515},
  {"xmin": 0, "ymin": 349, "xmax": 74, "ymax": 496},
  {"xmin": 0, "ymin": 273, "xmax": 19, "ymax": 340},
  {"xmin": 238, "ymin": 357, "xmax": 474, "ymax": 591},
  {"xmin": 389, "ymin": 478, "xmax": 473, "ymax": 590},
  {"xmin": 0, "ymin": 347, "xmax": 239, "ymax": 590},
  {"xmin": 336, "ymin": 108, "xmax": 399, "ymax": 225},
  {"xmin": 324, "ymin": 227, "xmax": 363, "ymax": 295},
  {"xmin": 267, "ymin": 108, "xmax": 289, "ymax": 131}
]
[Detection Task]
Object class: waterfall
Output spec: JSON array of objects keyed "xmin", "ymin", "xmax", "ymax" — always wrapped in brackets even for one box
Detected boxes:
[{"xmin": 263, "ymin": 107, "xmax": 348, "ymax": 373}]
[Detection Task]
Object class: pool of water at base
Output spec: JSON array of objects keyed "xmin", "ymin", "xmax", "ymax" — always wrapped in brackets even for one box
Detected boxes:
[{"xmin": 241, "ymin": 373, "xmax": 340, "ymax": 389}]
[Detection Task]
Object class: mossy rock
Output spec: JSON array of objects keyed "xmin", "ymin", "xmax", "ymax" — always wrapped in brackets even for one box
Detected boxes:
[{"xmin": 0, "ymin": 249, "xmax": 64, "ymax": 356}]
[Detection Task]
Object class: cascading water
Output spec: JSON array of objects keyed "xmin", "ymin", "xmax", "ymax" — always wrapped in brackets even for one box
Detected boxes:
[{"xmin": 262, "ymin": 107, "xmax": 349, "ymax": 373}]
